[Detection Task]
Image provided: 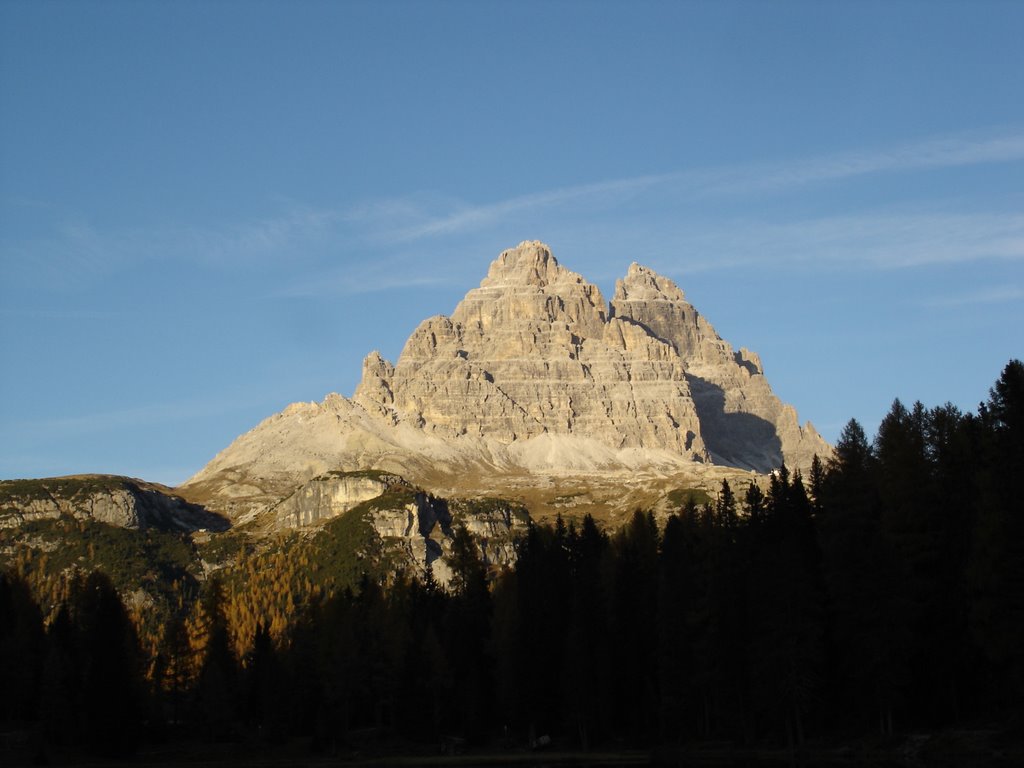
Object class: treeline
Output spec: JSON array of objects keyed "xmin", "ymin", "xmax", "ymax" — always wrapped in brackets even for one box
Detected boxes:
[
  {"xmin": 1, "ymin": 360, "xmax": 1021, "ymax": 757},
  {"xmin": 467, "ymin": 346, "xmax": 1022, "ymax": 748}
]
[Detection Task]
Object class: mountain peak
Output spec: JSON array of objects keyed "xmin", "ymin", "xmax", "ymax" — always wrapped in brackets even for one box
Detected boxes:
[
  {"xmin": 452, "ymin": 240, "xmax": 606, "ymax": 332},
  {"xmin": 482, "ymin": 240, "xmax": 564, "ymax": 287},
  {"xmin": 614, "ymin": 262, "xmax": 686, "ymax": 302},
  {"xmin": 184, "ymin": 241, "xmax": 831, "ymax": 522}
]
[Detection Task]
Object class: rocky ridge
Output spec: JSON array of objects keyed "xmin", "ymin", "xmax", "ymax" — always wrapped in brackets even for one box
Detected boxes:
[
  {"xmin": 0, "ymin": 470, "xmax": 529, "ymax": 595},
  {"xmin": 0, "ymin": 475, "xmax": 227, "ymax": 532}
]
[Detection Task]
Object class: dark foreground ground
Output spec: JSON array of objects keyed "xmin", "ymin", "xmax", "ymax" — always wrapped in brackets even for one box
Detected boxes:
[{"xmin": 4, "ymin": 724, "xmax": 1023, "ymax": 768}]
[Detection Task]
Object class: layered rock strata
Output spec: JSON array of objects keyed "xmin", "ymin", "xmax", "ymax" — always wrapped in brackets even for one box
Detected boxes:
[
  {"xmin": 354, "ymin": 241, "xmax": 707, "ymax": 459},
  {"xmin": 609, "ymin": 263, "xmax": 829, "ymax": 471},
  {"xmin": 182, "ymin": 241, "xmax": 828, "ymax": 522}
]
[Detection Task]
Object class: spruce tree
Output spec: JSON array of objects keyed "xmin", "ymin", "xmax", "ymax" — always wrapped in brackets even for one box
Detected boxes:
[
  {"xmin": 195, "ymin": 577, "xmax": 239, "ymax": 740},
  {"xmin": 819, "ymin": 419, "xmax": 908, "ymax": 735},
  {"xmin": 0, "ymin": 571, "xmax": 45, "ymax": 723},
  {"xmin": 968, "ymin": 360, "xmax": 1024, "ymax": 704}
]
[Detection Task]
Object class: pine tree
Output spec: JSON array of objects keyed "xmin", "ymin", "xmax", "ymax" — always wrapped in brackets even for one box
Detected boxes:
[
  {"xmin": 607, "ymin": 511, "xmax": 660, "ymax": 744},
  {"xmin": 510, "ymin": 521, "xmax": 572, "ymax": 739},
  {"xmin": 157, "ymin": 611, "xmax": 193, "ymax": 732},
  {"xmin": 562, "ymin": 515, "xmax": 609, "ymax": 748},
  {"xmin": 746, "ymin": 468, "xmax": 824, "ymax": 752},
  {"xmin": 657, "ymin": 514, "xmax": 697, "ymax": 743},
  {"xmin": 54, "ymin": 571, "xmax": 145, "ymax": 756},
  {"xmin": 40, "ymin": 602, "xmax": 82, "ymax": 746},
  {"xmin": 0, "ymin": 571, "xmax": 45, "ymax": 723},
  {"xmin": 443, "ymin": 527, "xmax": 493, "ymax": 741},
  {"xmin": 744, "ymin": 481, "xmax": 766, "ymax": 524},
  {"xmin": 819, "ymin": 419, "xmax": 909, "ymax": 735},
  {"xmin": 877, "ymin": 399, "xmax": 973, "ymax": 724},
  {"xmin": 706, "ymin": 489, "xmax": 749, "ymax": 742},
  {"xmin": 195, "ymin": 577, "xmax": 240, "ymax": 740},
  {"xmin": 968, "ymin": 360, "xmax": 1024, "ymax": 704},
  {"xmin": 242, "ymin": 622, "xmax": 287, "ymax": 742}
]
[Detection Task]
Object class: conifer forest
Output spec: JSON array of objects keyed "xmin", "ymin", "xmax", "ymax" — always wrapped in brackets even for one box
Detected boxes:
[{"xmin": 2, "ymin": 360, "xmax": 1023, "ymax": 764}]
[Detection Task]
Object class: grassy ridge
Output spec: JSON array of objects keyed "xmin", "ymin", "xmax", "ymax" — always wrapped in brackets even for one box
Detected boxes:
[{"xmin": 0, "ymin": 475, "xmax": 134, "ymax": 505}]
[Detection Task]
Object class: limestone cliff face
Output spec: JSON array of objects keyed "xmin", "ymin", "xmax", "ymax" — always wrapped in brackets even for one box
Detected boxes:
[
  {"xmin": 363, "ymin": 492, "xmax": 529, "ymax": 588},
  {"xmin": 354, "ymin": 241, "xmax": 707, "ymax": 459},
  {"xmin": 183, "ymin": 241, "xmax": 828, "ymax": 521},
  {"xmin": 609, "ymin": 263, "xmax": 830, "ymax": 472},
  {"xmin": 277, "ymin": 472, "xmax": 530, "ymax": 587},
  {"xmin": 0, "ymin": 476, "xmax": 227, "ymax": 532},
  {"xmin": 272, "ymin": 470, "xmax": 410, "ymax": 528}
]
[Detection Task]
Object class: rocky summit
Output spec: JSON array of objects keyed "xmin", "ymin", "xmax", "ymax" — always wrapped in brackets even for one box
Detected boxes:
[{"xmin": 180, "ymin": 241, "xmax": 829, "ymax": 527}]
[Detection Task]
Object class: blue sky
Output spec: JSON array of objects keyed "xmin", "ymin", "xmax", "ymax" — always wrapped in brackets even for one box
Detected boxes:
[{"xmin": 1, "ymin": 0, "xmax": 1022, "ymax": 486}]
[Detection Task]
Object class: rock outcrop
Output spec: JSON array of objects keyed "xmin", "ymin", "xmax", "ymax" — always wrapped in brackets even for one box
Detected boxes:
[
  {"xmin": 181, "ymin": 241, "xmax": 829, "ymax": 522},
  {"xmin": 273, "ymin": 470, "xmax": 411, "ymax": 528},
  {"xmin": 295, "ymin": 475, "xmax": 531, "ymax": 587},
  {"xmin": 0, "ymin": 476, "xmax": 228, "ymax": 532},
  {"xmin": 371, "ymin": 493, "xmax": 530, "ymax": 588}
]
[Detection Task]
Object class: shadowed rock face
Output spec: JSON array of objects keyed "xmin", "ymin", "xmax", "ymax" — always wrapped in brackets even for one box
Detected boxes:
[
  {"xmin": 182, "ymin": 241, "xmax": 829, "ymax": 522},
  {"xmin": 609, "ymin": 262, "xmax": 830, "ymax": 472}
]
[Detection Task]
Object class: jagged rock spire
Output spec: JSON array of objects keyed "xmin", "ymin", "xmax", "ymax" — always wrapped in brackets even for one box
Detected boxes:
[
  {"xmin": 188, "ymin": 241, "xmax": 830, "ymax": 521},
  {"xmin": 355, "ymin": 241, "xmax": 707, "ymax": 459},
  {"xmin": 353, "ymin": 241, "xmax": 828, "ymax": 471}
]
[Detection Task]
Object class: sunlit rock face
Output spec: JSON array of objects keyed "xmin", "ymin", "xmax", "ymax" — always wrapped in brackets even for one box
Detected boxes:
[
  {"xmin": 272, "ymin": 471, "xmax": 410, "ymax": 528},
  {"xmin": 0, "ymin": 476, "xmax": 227, "ymax": 532},
  {"xmin": 355, "ymin": 241, "xmax": 708, "ymax": 460},
  {"xmin": 183, "ymin": 240, "xmax": 829, "ymax": 522}
]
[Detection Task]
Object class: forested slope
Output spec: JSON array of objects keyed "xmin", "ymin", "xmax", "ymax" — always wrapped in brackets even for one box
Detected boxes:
[{"xmin": 2, "ymin": 361, "xmax": 1022, "ymax": 763}]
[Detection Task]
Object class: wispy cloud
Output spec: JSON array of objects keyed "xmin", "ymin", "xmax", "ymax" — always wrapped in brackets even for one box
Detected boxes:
[
  {"xmin": 694, "ymin": 132, "xmax": 1024, "ymax": 197},
  {"xmin": 382, "ymin": 175, "xmax": 666, "ymax": 243},
  {"xmin": 360, "ymin": 130, "xmax": 1024, "ymax": 243},
  {"xmin": 920, "ymin": 285, "xmax": 1024, "ymax": 308},
  {"xmin": 189, "ymin": 206, "xmax": 345, "ymax": 267},
  {"xmin": 659, "ymin": 211, "xmax": 1024, "ymax": 274},
  {"xmin": 4, "ymin": 128, "xmax": 1021, "ymax": 286},
  {"xmin": 278, "ymin": 272, "xmax": 451, "ymax": 298}
]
